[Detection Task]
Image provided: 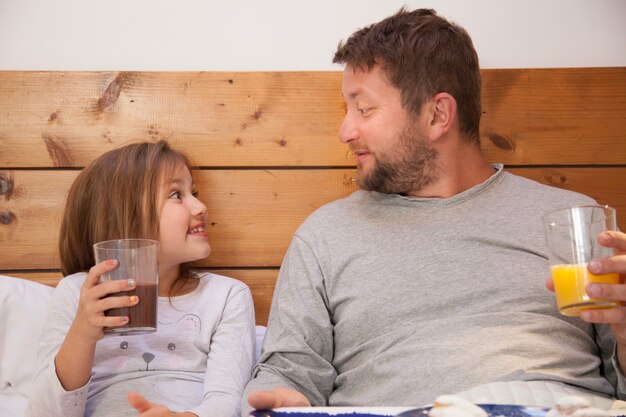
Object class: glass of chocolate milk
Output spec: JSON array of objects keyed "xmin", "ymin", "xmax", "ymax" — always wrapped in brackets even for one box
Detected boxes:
[{"xmin": 93, "ymin": 239, "xmax": 159, "ymax": 336}]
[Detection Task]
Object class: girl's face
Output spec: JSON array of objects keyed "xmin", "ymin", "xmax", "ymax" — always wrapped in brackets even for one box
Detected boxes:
[{"xmin": 157, "ymin": 165, "xmax": 211, "ymax": 270}]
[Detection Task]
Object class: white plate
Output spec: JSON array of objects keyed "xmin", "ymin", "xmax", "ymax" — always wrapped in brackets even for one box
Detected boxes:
[{"xmin": 251, "ymin": 407, "xmax": 413, "ymax": 417}]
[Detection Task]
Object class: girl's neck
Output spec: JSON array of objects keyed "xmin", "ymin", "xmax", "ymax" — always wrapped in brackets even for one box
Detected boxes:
[{"xmin": 158, "ymin": 264, "xmax": 197, "ymax": 297}]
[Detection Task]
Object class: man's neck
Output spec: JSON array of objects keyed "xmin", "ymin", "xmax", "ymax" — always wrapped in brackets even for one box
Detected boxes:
[{"xmin": 405, "ymin": 142, "xmax": 495, "ymax": 199}]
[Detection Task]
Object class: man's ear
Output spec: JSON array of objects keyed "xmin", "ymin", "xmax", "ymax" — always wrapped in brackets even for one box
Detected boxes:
[{"xmin": 427, "ymin": 93, "xmax": 457, "ymax": 142}]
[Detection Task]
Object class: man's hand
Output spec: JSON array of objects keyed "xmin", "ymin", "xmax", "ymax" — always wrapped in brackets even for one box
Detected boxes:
[
  {"xmin": 247, "ymin": 388, "xmax": 311, "ymax": 410},
  {"xmin": 128, "ymin": 392, "xmax": 197, "ymax": 417},
  {"xmin": 547, "ymin": 231, "xmax": 626, "ymax": 374}
]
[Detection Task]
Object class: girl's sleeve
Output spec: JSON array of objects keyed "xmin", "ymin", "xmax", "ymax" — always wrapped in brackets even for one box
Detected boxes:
[
  {"xmin": 189, "ymin": 284, "xmax": 256, "ymax": 417},
  {"xmin": 25, "ymin": 276, "xmax": 91, "ymax": 417}
]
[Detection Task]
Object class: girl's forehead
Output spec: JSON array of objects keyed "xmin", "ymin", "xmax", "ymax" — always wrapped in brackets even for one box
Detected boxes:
[{"xmin": 161, "ymin": 162, "xmax": 192, "ymax": 183}]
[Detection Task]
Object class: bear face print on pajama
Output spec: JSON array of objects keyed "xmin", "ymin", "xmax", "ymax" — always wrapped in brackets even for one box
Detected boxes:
[{"xmin": 95, "ymin": 313, "xmax": 204, "ymax": 373}]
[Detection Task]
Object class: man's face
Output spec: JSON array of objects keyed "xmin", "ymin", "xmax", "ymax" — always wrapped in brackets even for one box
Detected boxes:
[{"xmin": 339, "ymin": 65, "xmax": 439, "ymax": 195}]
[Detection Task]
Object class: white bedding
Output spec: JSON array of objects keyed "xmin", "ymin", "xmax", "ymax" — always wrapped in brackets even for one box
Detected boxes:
[
  {"xmin": 0, "ymin": 275, "xmax": 53, "ymax": 417},
  {"xmin": 0, "ymin": 275, "xmax": 267, "ymax": 417}
]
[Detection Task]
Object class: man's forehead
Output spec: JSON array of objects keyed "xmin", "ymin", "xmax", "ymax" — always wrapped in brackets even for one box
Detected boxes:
[{"xmin": 341, "ymin": 64, "xmax": 393, "ymax": 98}]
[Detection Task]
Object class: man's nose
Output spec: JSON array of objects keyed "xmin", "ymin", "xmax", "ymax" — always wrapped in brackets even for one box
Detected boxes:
[{"xmin": 339, "ymin": 116, "xmax": 358, "ymax": 143}]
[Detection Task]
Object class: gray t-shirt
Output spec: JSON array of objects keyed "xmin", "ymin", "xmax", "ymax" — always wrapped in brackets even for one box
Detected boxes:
[
  {"xmin": 244, "ymin": 166, "xmax": 620, "ymax": 412},
  {"xmin": 28, "ymin": 272, "xmax": 256, "ymax": 417}
]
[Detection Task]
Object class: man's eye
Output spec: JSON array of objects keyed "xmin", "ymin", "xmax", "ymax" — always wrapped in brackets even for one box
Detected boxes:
[
  {"xmin": 192, "ymin": 191, "xmax": 199, "ymax": 198},
  {"xmin": 169, "ymin": 191, "xmax": 181, "ymax": 199},
  {"xmin": 357, "ymin": 108, "xmax": 370, "ymax": 115}
]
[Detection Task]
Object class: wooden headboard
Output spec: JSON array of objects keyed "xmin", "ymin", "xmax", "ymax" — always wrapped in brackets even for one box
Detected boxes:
[{"xmin": 1, "ymin": 68, "xmax": 625, "ymax": 325}]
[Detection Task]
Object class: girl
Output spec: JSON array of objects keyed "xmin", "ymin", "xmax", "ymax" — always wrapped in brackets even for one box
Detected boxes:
[{"xmin": 27, "ymin": 141, "xmax": 256, "ymax": 417}]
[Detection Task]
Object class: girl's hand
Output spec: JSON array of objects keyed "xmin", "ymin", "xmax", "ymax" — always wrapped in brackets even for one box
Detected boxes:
[
  {"xmin": 70, "ymin": 259, "xmax": 139, "ymax": 343},
  {"xmin": 128, "ymin": 392, "xmax": 198, "ymax": 417}
]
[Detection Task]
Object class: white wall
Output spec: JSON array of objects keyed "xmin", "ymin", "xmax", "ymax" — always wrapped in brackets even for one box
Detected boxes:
[{"xmin": 0, "ymin": 0, "xmax": 624, "ymax": 71}]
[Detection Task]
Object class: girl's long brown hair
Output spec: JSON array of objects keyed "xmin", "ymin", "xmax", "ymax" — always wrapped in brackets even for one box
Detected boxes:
[{"xmin": 59, "ymin": 140, "xmax": 198, "ymax": 286}]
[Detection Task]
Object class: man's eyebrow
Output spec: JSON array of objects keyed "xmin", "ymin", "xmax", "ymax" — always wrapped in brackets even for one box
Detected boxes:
[{"xmin": 346, "ymin": 90, "xmax": 361, "ymax": 100}]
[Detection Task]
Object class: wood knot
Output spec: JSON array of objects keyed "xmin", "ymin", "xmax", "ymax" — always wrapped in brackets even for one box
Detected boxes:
[
  {"xmin": 48, "ymin": 111, "xmax": 59, "ymax": 123},
  {"xmin": 253, "ymin": 110, "xmax": 263, "ymax": 120},
  {"xmin": 487, "ymin": 133, "xmax": 515, "ymax": 152},
  {"xmin": 0, "ymin": 211, "xmax": 16, "ymax": 225},
  {"xmin": 97, "ymin": 72, "xmax": 131, "ymax": 112},
  {"xmin": 234, "ymin": 138, "xmax": 243, "ymax": 146},
  {"xmin": 278, "ymin": 138, "xmax": 287, "ymax": 147},
  {"xmin": 42, "ymin": 134, "xmax": 73, "ymax": 167},
  {"xmin": 343, "ymin": 174, "xmax": 356, "ymax": 186},
  {"xmin": 545, "ymin": 171, "xmax": 567, "ymax": 185},
  {"xmin": 0, "ymin": 172, "xmax": 14, "ymax": 198}
]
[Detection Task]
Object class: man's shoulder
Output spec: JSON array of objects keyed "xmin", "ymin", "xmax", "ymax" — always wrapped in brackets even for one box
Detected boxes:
[
  {"xmin": 302, "ymin": 190, "xmax": 368, "ymax": 223},
  {"xmin": 501, "ymin": 170, "xmax": 596, "ymax": 204}
]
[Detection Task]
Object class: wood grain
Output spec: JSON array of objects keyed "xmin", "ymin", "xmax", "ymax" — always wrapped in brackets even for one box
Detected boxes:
[
  {"xmin": 2, "ymin": 167, "xmax": 625, "ymax": 271},
  {"xmin": 0, "ymin": 169, "xmax": 358, "ymax": 269},
  {"xmin": 1, "ymin": 68, "xmax": 624, "ymax": 168}
]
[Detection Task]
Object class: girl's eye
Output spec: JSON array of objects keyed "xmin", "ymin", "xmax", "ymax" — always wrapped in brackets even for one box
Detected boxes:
[
  {"xmin": 169, "ymin": 191, "xmax": 181, "ymax": 200},
  {"xmin": 192, "ymin": 191, "xmax": 199, "ymax": 198}
]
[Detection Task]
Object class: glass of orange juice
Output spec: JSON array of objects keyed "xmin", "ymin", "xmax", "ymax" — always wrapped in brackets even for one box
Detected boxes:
[{"xmin": 543, "ymin": 205, "xmax": 618, "ymax": 317}]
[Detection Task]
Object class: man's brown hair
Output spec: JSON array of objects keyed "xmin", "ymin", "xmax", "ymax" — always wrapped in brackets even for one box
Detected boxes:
[
  {"xmin": 333, "ymin": 7, "xmax": 482, "ymax": 142},
  {"xmin": 59, "ymin": 140, "xmax": 197, "ymax": 283}
]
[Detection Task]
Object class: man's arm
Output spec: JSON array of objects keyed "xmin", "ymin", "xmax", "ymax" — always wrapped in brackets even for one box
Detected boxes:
[{"xmin": 242, "ymin": 235, "xmax": 337, "ymax": 415}]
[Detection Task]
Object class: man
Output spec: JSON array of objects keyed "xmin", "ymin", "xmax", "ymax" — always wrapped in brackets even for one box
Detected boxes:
[{"xmin": 243, "ymin": 8, "xmax": 626, "ymax": 414}]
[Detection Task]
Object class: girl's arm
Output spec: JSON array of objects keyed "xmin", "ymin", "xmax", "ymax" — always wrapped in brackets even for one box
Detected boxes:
[
  {"xmin": 54, "ymin": 259, "xmax": 137, "ymax": 390},
  {"xmin": 26, "ymin": 261, "xmax": 139, "ymax": 417},
  {"xmin": 191, "ymin": 285, "xmax": 257, "ymax": 417}
]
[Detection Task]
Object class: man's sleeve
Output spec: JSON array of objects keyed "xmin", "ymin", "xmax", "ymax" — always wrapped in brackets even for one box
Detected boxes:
[{"xmin": 242, "ymin": 234, "xmax": 336, "ymax": 416}]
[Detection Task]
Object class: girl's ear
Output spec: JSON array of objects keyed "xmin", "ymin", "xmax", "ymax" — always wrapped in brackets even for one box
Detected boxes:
[{"xmin": 426, "ymin": 93, "xmax": 457, "ymax": 142}]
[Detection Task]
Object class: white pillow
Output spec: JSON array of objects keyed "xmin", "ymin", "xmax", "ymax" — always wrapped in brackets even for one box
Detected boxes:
[
  {"xmin": 0, "ymin": 276, "xmax": 53, "ymax": 401},
  {"xmin": 255, "ymin": 325, "xmax": 266, "ymax": 362}
]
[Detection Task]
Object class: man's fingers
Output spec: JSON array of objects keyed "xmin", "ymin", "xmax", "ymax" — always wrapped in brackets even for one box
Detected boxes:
[
  {"xmin": 248, "ymin": 388, "xmax": 310, "ymax": 410},
  {"xmin": 598, "ymin": 231, "xmax": 626, "ymax": 252}
]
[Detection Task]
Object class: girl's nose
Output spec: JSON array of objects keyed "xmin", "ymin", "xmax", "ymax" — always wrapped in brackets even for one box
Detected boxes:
[{"xmin": 192, "ymin": 197, "xmax": 207, "ymax": 217}]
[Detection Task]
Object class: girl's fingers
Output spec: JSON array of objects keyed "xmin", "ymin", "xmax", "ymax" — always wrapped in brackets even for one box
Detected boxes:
[
  {"xmin": 90, "ymin": 277, "xmax": 137, "ymax": 300},
  {"xmin": 91, "ymin": 314, "xmax": 130, "ymax": 329},
  {"xmin": 83, "ymin": 259, "xmax": 119, "ymax": 289},
  {"xmin": 128, "ymin": 392, "xmax": 152, "ymax": 413},
  {"xmin": 96, "ymin": 294, "xmax": 140, "ymax": 314}
]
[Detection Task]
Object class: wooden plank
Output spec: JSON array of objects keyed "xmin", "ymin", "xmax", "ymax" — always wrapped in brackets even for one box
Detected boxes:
[
  {"xmin": 5, "ymin": 269, "xmax": 278, "ymax": 326},
  {"xmin": 2, "ymin": 168, "xmax": 625, "ymax": 271},
  {"xmin": 0, "ymin": 169, "xmax": 358, "ymax": 269},
  {"xmin": 1, "ymin": 68, "xmax": 625, "ymax": 168},
  {"xmin": 0, "ymin": 71, "xmax": 346, "ymax": 168},
  {"xmin": 481, "ymin": 68, "xmax": 626, "ymax": 165}
]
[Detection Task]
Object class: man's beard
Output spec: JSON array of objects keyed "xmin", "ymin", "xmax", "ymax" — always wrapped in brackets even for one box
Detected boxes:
[{"xmin": 354, "ymin": 121, "xmax": 440, "ymax": 195}]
